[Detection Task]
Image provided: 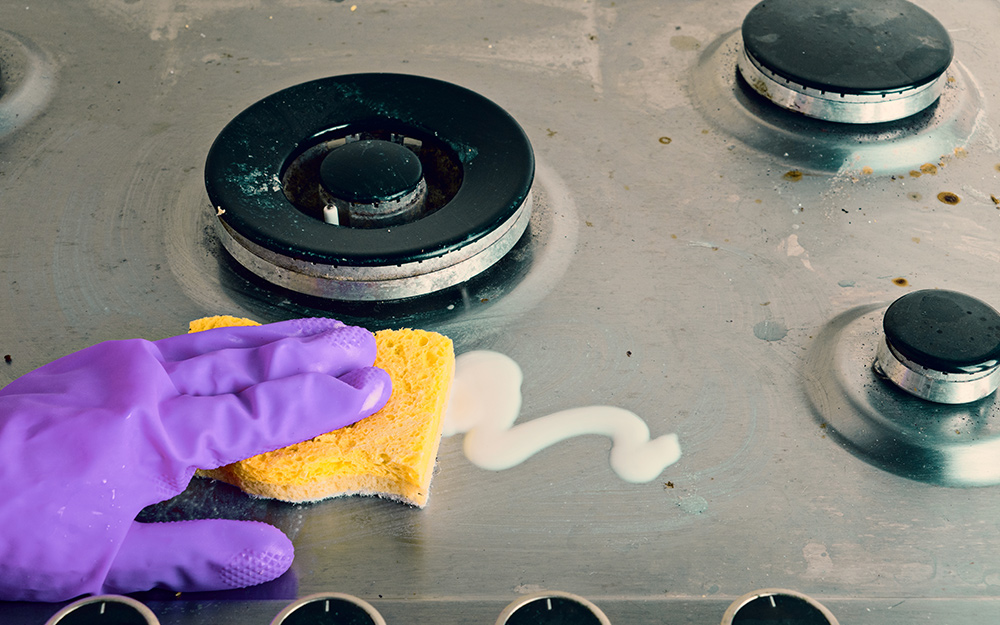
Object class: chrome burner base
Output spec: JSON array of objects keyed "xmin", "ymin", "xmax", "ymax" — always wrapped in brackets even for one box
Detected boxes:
[{"xmin": 216, "ymin": 194, "xmax": 532, "ymax": 302}]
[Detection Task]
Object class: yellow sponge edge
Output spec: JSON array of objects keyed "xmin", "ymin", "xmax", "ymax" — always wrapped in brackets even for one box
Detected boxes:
[{"xmin": 192, "ymin": 315, "xmax": 454, "ymax": 507}]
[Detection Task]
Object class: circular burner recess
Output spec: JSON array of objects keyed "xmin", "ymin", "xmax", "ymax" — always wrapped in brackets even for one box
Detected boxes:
[
  {"xmin": 739, "ymin": 0, "xmax": 954, "ymax": 123},
  {"xmin": 205, "ymin": 73, "xmax": 534, "ymax": 302}
]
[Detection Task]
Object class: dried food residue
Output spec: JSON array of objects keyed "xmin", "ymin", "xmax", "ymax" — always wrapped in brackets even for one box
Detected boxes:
[
  {"xmin": 937, "ymin": 191, "xmax": 961, "ymax": 205},
  {"xmin": 893, "ymin": 277, "xmax": 910, "ymax": 287}
]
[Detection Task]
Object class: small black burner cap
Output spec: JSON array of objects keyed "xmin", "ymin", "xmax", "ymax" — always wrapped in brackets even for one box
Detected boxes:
[
  {"xmin": 883, "ymin": 290, "xmax": 1000, "ymax": 373},
  {"xmin": 320, "ymin": 139, "xmax": 422, "ymax": 204},
  {"xmin": 742, "ymin": 0, "xmax": 953, "ymax": 94}
]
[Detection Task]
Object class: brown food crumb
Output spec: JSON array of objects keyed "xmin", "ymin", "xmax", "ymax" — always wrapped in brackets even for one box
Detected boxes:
[{"xmin": 937, "ymin": 191, "xmax": 960, "ymax": 205}]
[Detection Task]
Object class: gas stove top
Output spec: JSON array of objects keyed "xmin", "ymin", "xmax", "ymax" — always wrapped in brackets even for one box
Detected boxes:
[{"xmin": 2, "ymin": 1, "xmax": 1000, "ymax": 623}]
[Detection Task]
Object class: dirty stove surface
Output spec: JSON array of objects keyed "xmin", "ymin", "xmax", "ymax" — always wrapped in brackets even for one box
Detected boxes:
[{"xmin": 2, "ymin": 1, "xmax": 1000, "ymax": 623}]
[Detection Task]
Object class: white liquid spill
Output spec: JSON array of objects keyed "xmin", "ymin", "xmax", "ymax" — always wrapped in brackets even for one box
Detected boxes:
[{"xmin": 443, "ymin": 351, "xmax": 681, "ymax": 483}]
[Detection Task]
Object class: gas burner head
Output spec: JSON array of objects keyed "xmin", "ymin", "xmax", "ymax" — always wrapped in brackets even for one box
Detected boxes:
[
  {"xmin": 806, "ymin": 293, "xmax": 1000, "ymax": 487},
  {"xmin": 205, "ymin": 73, "xmax": 534, "ymax": 302},
  {"xmin": 738, "ymin": 0, "xmax": 953, "ymax": 124}
]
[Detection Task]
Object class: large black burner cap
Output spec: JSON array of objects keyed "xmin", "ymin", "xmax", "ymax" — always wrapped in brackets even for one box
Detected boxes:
[
  {"xmin": 742, "ymin": 0, "xmax": 953, "ymax": 95},
  {"xmin": 884, "ymin": 290, "xmax": 1000, "ymax": 373},
  {"xmin": 205, "ymin": 73, "xmax": 533, "ymax": 267}
]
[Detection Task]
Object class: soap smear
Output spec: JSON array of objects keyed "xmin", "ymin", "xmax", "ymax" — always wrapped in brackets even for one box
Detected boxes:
[{"xmin": 443, "ymin": 351, "xmax": 681, "ymax": 483}]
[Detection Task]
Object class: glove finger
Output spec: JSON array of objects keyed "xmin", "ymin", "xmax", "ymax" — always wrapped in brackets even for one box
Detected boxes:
[
  {"xmin": 152, "ymin": 318, "xmax": 347, "ymax": 362},
  {"xmin": 162, "ymin": 366, "xmax": 391, "ymax": 469},
  {"xmin": 163, "ymin": 326, "xmax": 377, "ymax": 396},
  {"xmin": 103, "ymin": 520, "xmax": 293, "ymax": 595}
]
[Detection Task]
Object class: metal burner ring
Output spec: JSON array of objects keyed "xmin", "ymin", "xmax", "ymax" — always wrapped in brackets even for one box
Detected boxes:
[{"xmin": 737, "ymin": 44, "xmax": 950, "ymax": 125}]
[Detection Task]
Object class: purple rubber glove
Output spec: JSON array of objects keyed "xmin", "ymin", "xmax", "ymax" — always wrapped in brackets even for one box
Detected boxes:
[{"xmin": 0, "ymin": 318, "xmax": 391, "ymax": 602}]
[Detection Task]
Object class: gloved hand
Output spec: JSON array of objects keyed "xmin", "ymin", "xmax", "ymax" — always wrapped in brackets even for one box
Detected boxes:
[{"xmin": 0, "ymin": 318, "xmax": 391, "ymax": 602}]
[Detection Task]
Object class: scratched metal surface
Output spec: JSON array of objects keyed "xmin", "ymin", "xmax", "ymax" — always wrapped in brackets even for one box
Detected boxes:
[{"xmin": 1, "ymin": 1, "xmax": 1000, "ymax": 623}]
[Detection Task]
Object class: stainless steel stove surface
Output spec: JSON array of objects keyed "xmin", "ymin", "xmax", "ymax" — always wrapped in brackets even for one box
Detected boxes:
[{"xmin": 3, "ymin": 1, "xmax": 1000, "ymax": 623}]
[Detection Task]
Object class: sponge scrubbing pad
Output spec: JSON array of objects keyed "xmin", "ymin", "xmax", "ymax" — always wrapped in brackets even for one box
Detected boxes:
[{"xmin": 191, "ymin": 316, "xmax": 454, "ymax": 508}]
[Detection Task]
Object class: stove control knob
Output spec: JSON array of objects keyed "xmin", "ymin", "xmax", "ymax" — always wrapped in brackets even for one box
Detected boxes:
[
  {"xmin": 875, "ymin": 289, "xmax": 1000, "ymax": 404},
  {"xmin": 45, "ymin": 595, "xmax": 159, "ymax": 625},
  {"xmin": 318, "ymin": 139, "xmax": 428, "ymax": 228},
  {"xmin": 269, "ymin": 593, "xmax": 386, "ymax": 625},
  {"xmin": 496, "ymin": 591, "xmax": 611, "ymax": 625},
  {"xmin": 723, "ymin": 589, "xmax": 839, "ymax": 625}
]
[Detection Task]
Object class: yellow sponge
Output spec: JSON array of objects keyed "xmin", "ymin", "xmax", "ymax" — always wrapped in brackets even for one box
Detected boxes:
[{"xmin": 192, "ymin": 315, "xmax": 454, "ymax": 507}]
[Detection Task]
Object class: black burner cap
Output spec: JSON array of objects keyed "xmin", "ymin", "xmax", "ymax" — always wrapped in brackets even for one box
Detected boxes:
[
  {"xmin": 320, "ymin": 139, "xmax": 423, "ymax": 204},
  {"xmin": 742, "ymin": 0, "xmax": 953, "ymax": 94},
  {"xmin": 883, "ymin": 290, "xmax": 1000, "ymax": 373}
]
